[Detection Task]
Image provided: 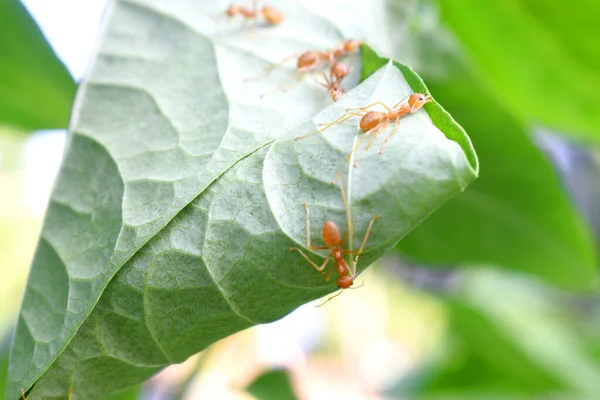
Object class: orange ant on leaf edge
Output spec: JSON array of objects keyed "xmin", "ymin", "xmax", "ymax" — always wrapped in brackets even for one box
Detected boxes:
[{"xmin": 295, "ymin": 93, "xmax": 432, "ymax": 184}]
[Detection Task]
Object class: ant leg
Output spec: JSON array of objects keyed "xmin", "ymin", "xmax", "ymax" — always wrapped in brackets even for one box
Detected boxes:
[
  {"xmin": 325, "ymin": 260, "xmax": 336, "ymax": 282},
  {"xmin": 295, "ymin": 112, "xmax": 363, "ymax": 141},
  {"xmin": 302, "ymin": 202, "xmax": 329, "ymax": 250},
  {"xmin": 346, "ymin": 102, "xmax": 393, "ymax": 114},
  {"xmin": 290, "ymin": 247, "xmax": 332, "ymax": 275},
  {"xmin": 351, "ymin": 255, "xmax": 360, "ymax": 278},
  {"xmin": 392, "ymin": 94, "xmax": 412, "ymax": 109},
  {"xmin": 357, "ymin": 214, "xmax": 380, "ymax": 254},
  {"xmin": 282, "ymin": 73, "xmax": 305, "ymax": 92},
  {"xmin": 320, "ymin": 71, "xmax": 330, "ymax": 89},
  {"xmin": 69, "ymin": 388, "xmax": 74, "ymax": 400},
  {"xmin": 259, "ymin": 71, "xmax": 303, "ymax": 97},
  {"xmin": 21, "ymin": 389, "xmax": 27, "ymax": 400},
  {"xmin": 332, "ymin": 134, "xmax": 371, "ymax": 184},
  {"xmin": 339, "ymin": 183, "xmax": 353, "ymax": 236},
  {"xmin": 352, "ymin": 123, "xmax": 388, "ymax": 168},
  {"xmin": 331, "ymin": 127, "xmax": 380, "ymax": 184},
  {"xmin": 378, "ymin": 118, "xmax": 401, "ymax": 155},
  {"xmin": 316, "ymin": 111, "xmax": 364, "ymax": 131},
  {"xmin": 343, "ymin": 214, "xmax": 379, "ymax": 276},
  {"xmin": 244, "ymin": 53, "xmax": 301, "ymax": 82}
]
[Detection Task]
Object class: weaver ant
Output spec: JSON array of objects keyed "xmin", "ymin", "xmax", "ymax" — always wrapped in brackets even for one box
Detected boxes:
[
  {"xmin": 296, "ymin": 93, "xmax": 432, "ymax": 182},
  {"xmin": 251, "ymin": 39, "xmax": 362, "ymax": 96},
  {"xmin": 221, "ymin": 0, "xmax": 283, "ymax": 29},
  {"xmin": 289, "ymin": 202, "xmax": 379, "ymax": 304},
  {"xmin": 320, "ymin": 62, "xmax": 351, "ymax": 101}
]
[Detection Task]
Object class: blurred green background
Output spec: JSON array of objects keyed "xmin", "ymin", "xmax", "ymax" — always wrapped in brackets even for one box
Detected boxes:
[{"xmin": 1, "ymin": 0, "xmax": 599, "ymax": 399}]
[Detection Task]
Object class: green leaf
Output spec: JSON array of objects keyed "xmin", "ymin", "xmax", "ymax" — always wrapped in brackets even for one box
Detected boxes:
[
  {"xmin": 436, "ymin": 0, "xmax": 600, "ymax": 141},
  {"xmin": 362, "ymin": 33, "xmax": 598, "ymax": 289},
  {"xmin": 8, "ymin": 2, "xmax": 476, "ymax": 399},
  {"xmin": 246, "ymin": 369, "xmax": 297, "ymax": 400},
  {"xmin": 0, "ymin": 0, "xmax": 76, "ymax": 131},
  {"xmin": 0, "ymin": 333, "xmax": 10, "ymax": 398},
  {"xmin": 427, "ymin": 269, "xmax": 600, "ymax": 397}
]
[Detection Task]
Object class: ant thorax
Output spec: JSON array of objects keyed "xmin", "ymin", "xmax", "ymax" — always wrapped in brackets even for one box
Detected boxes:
[{"xmin": 333, "ymin": 248, "xmax": 343, "ymax": 260}]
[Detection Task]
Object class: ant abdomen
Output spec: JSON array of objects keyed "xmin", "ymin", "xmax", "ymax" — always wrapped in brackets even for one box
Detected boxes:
[
  {"xmin": 322, "ymin": 221, "xmax": 342, "ymax": 247},
  {"xmin": 297, "ymin": 51, "xmax": 320, "ymax": 69},
  {"xmin": 360, "ymin": 111, "xmax": 384, "ymax": 131},
  {"xmin": 262, "ymin": 5, "xmax": 283, "ymax": 25}
]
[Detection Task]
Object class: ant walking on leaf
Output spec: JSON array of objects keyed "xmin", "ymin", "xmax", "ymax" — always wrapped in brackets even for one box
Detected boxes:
[
  {"xmin": 296, "ymin": 93, "xmax": 432, "ymax": 183},
  {"xmin": 220, "ymin": 0, "xmax": 283, "ymax": 30},
  {"xmin": 250, "ymin": 39, "xmax": 362, "ymax": 96},
  {"xmin": 289, "ymin": 202, "xmax": 379, "ymax": 305}
]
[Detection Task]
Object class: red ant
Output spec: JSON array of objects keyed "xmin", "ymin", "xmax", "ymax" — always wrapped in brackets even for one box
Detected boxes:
[
  {"xmin": 289, "ymin": 203, "xmax": 379, "ymax": 304},
  {"xmin": 320, "ymin": 62, "xmax": 351, "ymax": 101},
  {"xmin": 296, "ymin": 93, "xmax": 432, "ymax": 183},
  {"xmin": 221, "ymin": 0, "xmax": 283, "ymax": 28},
  {"xmin": 251, "ymin": 39, "xmax": 362, "ymax": 96}
]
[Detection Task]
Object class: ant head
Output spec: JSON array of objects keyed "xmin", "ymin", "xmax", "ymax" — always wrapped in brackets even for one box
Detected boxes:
[
  {"xmin": 297, "ymin": 51, "xmax": 319, "ymax": 69},
  {"xmin": 337, "ymin": 275, "xmax": 353, "ymax": 289},
  {"xmin": 331, "ymin": 62, "xmax": 349, "ymax": 79},
  {"xmin": 408, "ymin": 93, "xmax": 432, "ymax": 109},
  {"xmin": 262, "ymin": 5, "xmax": 284, "ymax": 25},
  {"xmin": 330, "ymin": 85, "xmax": 345, "ymax": 101},
  {"xmin": 343, "ymin": 39, "xmax": 362, "ymax": 53},
  {"xmin": 322, "ymin": 221, "xmax": 342, "ymax": 247},
  {"xmin": 226, "ymin": 5, "xmax": 239, "ymax": 16}
]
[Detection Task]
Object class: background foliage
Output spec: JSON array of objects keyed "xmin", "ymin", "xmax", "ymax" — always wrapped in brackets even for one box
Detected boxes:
[{"xmin": 0, "ymin": 0, "xmax": 599, "ymax": 399}]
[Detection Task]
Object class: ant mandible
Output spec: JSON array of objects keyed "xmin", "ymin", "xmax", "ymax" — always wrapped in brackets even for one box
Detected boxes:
[
  {"xmin": 223, "ymin": 0, "xmax": 283, "ymax": 28},
  {"xmin": 289, "ymin": 203, "xmax": 379, "ymax": 303},
  {"xmin": 296, "ymin": 93, "xmax": 432, "ymax": 182},
  {"xmin": 253, "ymin": 39, "xmax": 361, "ymax": 96},
  {"xmin": 320, "ymin": 62, "xmax": 351, "ymax": 101}
]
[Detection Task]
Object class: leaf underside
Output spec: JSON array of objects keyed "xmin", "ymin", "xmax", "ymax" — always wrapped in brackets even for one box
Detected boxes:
[{"xmin": 8, "ymin": 1, "xmax": 477, "ymax": 399}]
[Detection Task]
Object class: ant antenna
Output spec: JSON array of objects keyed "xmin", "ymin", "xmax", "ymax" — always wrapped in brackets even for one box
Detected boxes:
[
  {"xmin": 315, "ymin": 289, "xmax": 345, "ymax": 307},
  {"xmin": 350, "ymin": 279, "xmax": 364, "ymax": 290}
]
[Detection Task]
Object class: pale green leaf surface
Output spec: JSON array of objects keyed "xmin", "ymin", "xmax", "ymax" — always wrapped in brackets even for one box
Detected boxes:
[
  {"xmin": 0, "ymin": 0, "xmax": 76, "ymax": 130},
  {"xmin": 7, "ymin": 0, "xmax": 362, "ymax": 397},
  {"xmin": 9, "ymin": 1, "xmax": 477, "ymax": 399}
]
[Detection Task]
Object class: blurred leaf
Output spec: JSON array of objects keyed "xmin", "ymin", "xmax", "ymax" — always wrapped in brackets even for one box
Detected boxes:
[
  {"xmin": 0, "ymin": 333, "xmax": 10, "ymax": 398},
  {"xmin": 8, "ymin": 2, "xmax": 476, "ymax": 399},
  {"xmin": 106, "ymin": 385, "xmax": 142, "ymax": 400},
  {"xmin": 246, "ymin": 369, "xmax": 297, "ymax": 400},
  {"xmin": 0, "ymin": 0, "xmax": 76, "ymax": 131},
  {"xmin": 363, "ymin": 27, "xmax": 598, "ymax": 289},
  {"xmin": 436, "ymin": 0, "xmax": 600, "ymax": 141},
  {"xmin": 423, "ymin": 270, "xmax": 600, "ymax": 397}
]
